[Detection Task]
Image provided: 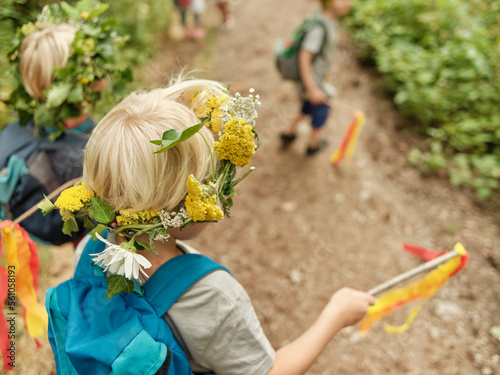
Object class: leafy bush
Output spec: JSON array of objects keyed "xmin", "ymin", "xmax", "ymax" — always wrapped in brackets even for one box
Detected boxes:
[{"xmin": 345, "ymin": 0, "xmax": 500, "ymax": 199}]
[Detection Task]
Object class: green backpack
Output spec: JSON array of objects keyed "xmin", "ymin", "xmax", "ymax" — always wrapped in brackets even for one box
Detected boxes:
[{"xmin": 274, "ymin": 18, "xmax": 328, "ymax": 81}]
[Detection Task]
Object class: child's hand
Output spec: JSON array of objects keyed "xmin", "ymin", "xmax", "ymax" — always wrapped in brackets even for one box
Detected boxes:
[
  {"xmin": 307, "ymin": 87, "xmax": 329, "ymax": 105},
  {"xmin": 326, "ymin": 287, "xmax": 376, "ymax": 328}
]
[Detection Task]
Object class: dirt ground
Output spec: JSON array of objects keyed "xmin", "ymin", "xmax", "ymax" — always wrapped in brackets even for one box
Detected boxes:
[{"xmin": 14, "ymin": 0, "xmax": 500, "ymax": 374}]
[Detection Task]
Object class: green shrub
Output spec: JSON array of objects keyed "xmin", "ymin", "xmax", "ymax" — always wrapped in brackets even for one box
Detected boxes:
[{"xmin": 346, "ymin": 0, "xmax": 500, "ymax": 199}]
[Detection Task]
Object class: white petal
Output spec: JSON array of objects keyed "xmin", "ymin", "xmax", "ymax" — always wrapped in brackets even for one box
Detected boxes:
[
  {"xmin": 95, "ymin": 232, "xmax": 114, "ymax": 247},
  {"xmin": 135, "ymin": 254, "xmax": 152, "ymax": 269},
  {"xmin": 124, "ymin": 254, "xmax": 134, "ymax": 279},
  {"xmin": 132, "ymin": 261, "xmax": 139, "ymax": 280}
]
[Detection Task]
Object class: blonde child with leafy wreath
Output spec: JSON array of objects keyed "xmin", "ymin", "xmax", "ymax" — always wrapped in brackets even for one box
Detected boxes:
[
  {"xmin": 1, "ymin": 2, "xmax": 128, "ymax": 245},
  {"xmin": 47, "ymin": 77, "xmax": 375, "ymax": 374}
]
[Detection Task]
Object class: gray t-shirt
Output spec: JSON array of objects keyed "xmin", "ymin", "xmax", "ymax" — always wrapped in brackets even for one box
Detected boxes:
[
  {"xmin": 74, "ymin": 236, "xmax": 276, "ymax": 375},
  {"xmin": 167, "ymin": 241, "xmax": 275, "ymax": 374},
  {"xmin": 297, "ymin": 11, "xmax": 339, "ymax": 99}
]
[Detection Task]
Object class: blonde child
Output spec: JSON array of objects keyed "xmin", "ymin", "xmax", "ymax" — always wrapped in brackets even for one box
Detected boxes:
[
  {"xmin": 46, "ymin": 77, "xmax": 375, "ymax": 374},
  {"xmin": 280, "ymin": 0, "xmax": 352, "ymax": 156},
  {"xmin": 1, "ymin": 2, "xmax": 127, "ymax": 245}
]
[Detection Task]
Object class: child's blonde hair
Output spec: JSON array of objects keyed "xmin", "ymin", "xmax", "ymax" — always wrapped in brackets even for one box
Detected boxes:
[
  {"xmin": 20, "ymin": 23, "xmax": 77, "ymax": 100},
  {"xmin": 83, "ymin": 78, "xmax": 227, "ymax": 212}
]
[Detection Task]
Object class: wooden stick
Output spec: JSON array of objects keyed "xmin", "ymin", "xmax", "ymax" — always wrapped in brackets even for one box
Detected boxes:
[
  {"xmin": 367, "ymin": 250, "xmax": 461, "ymax": 296},
  {"xmin": 13, "ymin": 176, "xmax": 82, "ymax": 225}
]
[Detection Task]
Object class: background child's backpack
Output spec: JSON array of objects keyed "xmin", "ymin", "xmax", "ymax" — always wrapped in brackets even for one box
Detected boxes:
[
  {"xmin": 45, "ymin": 233, "xmax": 227, "ymax": 375},
  {"xmin": 274, "ymin": 17, "xmax": 329, "ymax": 81}
]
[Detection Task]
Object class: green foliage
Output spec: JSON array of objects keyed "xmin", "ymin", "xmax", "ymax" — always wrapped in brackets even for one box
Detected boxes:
[
  {"xmin": 0, "ymin": 0, "xmax": 174, "ymax": 129},
  {"xmin": 346, "ymin": 0, "xmax": 500, "ymax": 199},
  {"xmin": 105, "ymin": 0, "xmax": 174, "ymax": 65}
]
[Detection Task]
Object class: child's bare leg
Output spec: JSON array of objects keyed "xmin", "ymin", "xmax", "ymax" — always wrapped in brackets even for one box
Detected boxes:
[
  {"xmin": 284, "ymin": 112, "xmax": 305, "ymax": 136},
  {"xmin": 309, "ymin": 128, "xmax": 321, "ymax": 149},
  {"xmin": 280, "ymin": 112, "xmax": 305, "ymax": 147}
]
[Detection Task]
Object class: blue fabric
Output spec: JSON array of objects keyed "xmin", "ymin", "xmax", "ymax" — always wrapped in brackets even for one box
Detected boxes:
[
  {"xmin": 0, "ymin": 155, "xmax": 29, "ymax": 204},
  {"xmin": 46, "ymin": 232, "xmax": 228, "ymax": 375},
  {"xmin": 301, "ymin": 101, "xmax": 331, "ymax": 128}
]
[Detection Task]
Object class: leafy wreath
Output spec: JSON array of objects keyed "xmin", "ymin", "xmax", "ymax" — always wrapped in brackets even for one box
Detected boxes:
[{"xmin": 4, "ymin": 0, "xmax": 132, "ymax": 140}]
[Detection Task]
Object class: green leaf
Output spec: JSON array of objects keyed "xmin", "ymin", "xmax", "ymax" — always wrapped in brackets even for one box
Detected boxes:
[
  {"xmin": 151, "ymin": 116, "xmax": 210, "ymax": 154},
  {"xmin": 62, "ymin": 217, "xmax": 79, "ymax": 236},
  {"xmin": 105, "ymin": 274, "xmax": 134, "ymax": 300},
  {"xmin": 90, "ymin": 223, "xmax": 108, "ymax": 240},
  {"xmin": 38, "ymin": 196, "xmax": 55, "ymax": 215},
  {"xmin": 67, "ymin": 85, "xmax": 84, "ymax": 103},
  {"xmin": 34, "ymin": 105, "xmax": 55, "ymax": 127},
  {"xmin": 148, "ymin": 234, "xmax": 159, "ymax": 256},
  {"xmin": 83, "ymin": 217, "xmax": 95, "ymax": 229},
  {"xmin": 91, "ymin": 197, "xmax": 115, "ymax": 224},
  {"xmin": 45, "ymin": 82, "xmax": 73, "ymax": 108}
]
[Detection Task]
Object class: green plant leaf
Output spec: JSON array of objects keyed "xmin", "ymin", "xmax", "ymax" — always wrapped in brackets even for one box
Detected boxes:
[
  {"xmin": 45, "ymin": 82, "xmax": 73, "ymax": 108},
  {"xmin": 37, "ymin": 196, "xmax": 54, "ymax": 215},
  {"xmin": 151, "ymin": 116, "xmax": 210, "ymax": 154},
  {"xmin": 62, "ymin": 217, "xmax": 79, "ymax": 236},
  {"xmin": 105, "ymin": 274, "xmax": 134, "ymax": 300},
  {"xmin": 90, "ymin": 223, "xmax": 108, "ymax": 240},
  {"xmin": 83, "ymin": 217, "xmax": 95, "ymax": 229},
  {"xmin": 91, "ymin": 196, "xmax": 115, "ymax": 224}
]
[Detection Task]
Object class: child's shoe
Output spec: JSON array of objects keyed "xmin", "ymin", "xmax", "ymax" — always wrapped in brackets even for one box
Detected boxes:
[
  {"xmin": 280, "ymin": 133, "xmax": 296, "ymax": 147},
  {"xmin": 306, "ymin": 139, "xmax": 327, "ymax": 156},
  {"xmin": 192, "ymin": 27, "xmax": 206, "ymax": 39}
]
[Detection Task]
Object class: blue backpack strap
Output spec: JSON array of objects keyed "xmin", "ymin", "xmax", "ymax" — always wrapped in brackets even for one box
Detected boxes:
[
  {"xmin": 74, "ymin": 233, "xmax": 108, "ymax": 280},
  {"xmin": 143, "ymin": 253, "xmax": 229, "ymax": 316}
]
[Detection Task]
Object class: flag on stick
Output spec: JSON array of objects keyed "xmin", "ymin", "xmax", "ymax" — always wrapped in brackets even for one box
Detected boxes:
[
  {"xmin": 330, "ymin": 111, "xmax": 366, "ymax": 166},
  {"xmin": 0, "ymin": 221, "xmax": 48, "ymax": 370},
  {"xmin": 360, "ymin": 243, "xmax": 469, "ymax": 334}
]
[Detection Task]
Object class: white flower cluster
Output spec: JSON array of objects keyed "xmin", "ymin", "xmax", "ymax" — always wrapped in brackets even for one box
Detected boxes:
[
  {"xmin": 92, "ymin": 233, "xmax": 152, "ymax": 283},
  {"xmin": 219, "ymin": 88, "xmax": 262, "ymax": 128},
  {"xmin": 160, "ymin": 208, "xmax": 189, "ymax": 231}
]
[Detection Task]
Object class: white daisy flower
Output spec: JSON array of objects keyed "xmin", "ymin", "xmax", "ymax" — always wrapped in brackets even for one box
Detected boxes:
[{"xmin": 91, "ymin": 233, "xmax": 152, "ymax": 282}]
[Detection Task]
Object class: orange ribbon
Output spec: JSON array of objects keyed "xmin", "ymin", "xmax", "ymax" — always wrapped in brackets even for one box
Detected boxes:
[
  {"xmin": 330, "ymin": 111, "xmax": 366, "ymax": 166},
  {"xmin": 360, "ymin": 243, "xmax": 469, "ymax": 334}
]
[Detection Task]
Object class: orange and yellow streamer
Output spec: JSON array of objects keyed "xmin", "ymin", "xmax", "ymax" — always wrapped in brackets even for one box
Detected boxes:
[
  {"xmin": 330, "ymin": 111, "xmax": 366, "ymax": 166},
  {"xmin": 0, "ymin": 221, "xmax": 47, "ymax": 370},
  {"xmin": 360, "ymin": 243, "xmax": 469, "ymax": 334}
]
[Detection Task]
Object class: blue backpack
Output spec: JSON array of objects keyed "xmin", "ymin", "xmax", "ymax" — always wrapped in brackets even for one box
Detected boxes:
[{"xmin": 46, "ymin": 234, "xmax": 227, "ymax": 374}]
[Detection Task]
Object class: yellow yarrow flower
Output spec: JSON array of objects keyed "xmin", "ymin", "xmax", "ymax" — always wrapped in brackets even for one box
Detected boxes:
[
  {"xmin": 214, "ymin": 118, "xmax": 256, "ymax": 167},
  {"xmin": 81, "ymin": 11, "xmax": 89, "ymax": 20},
  {"xmin": 185, "ymin": 175, "xmax": 224, "ymax": 222},
  {"xmin": 118, "ymin": 209, "xmax": 161, "ymax": 225},
  {"xmin": 21, "ymin": 22, "xmax": 36, "ymax": 37},
  {"xmin": 55, "ymin": 183, "xmax": 95, "ymax": 212},
  {"xmin": 192, "ymin": 92, "xmax": 230, "ymax": 133},
  {"xmin": 80, "ymin": 77, "xmax": 90, "ymax": 85}
]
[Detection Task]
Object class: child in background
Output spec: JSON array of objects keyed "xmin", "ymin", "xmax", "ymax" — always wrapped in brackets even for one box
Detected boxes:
[
  {"xmin": 0, "ymin": 2, "xmax": 128, "ymax": 245},
  {"xmin": 216, "ymin": 0, "xmax": 234, "ymax": 30},
  {"xmin": 45, "ymin": 76, "xmax": 375, "ymax": 374},
  {"xmin": 280, "ymin": 0, "xmax": 352, "ymax": 156},
  {"xmin": 175, "ymin": 0, "xmax": 207, "ymax": 39}
]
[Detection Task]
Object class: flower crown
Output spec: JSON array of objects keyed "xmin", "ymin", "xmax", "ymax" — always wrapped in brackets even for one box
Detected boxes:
[
  {"xmin": 39, "ymin": 88, "xmax": 261, "ymax": 298},
  {"xmin": 4, "ymin": 0, "xmax": 131, "ymax": 141}
]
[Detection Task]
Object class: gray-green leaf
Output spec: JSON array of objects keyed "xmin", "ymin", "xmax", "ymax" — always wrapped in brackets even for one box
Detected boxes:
[
  {"xmin": 62, "ymin": 217, "xmax": 79, "ymax": 236},
  {"xmin": 151, "ymin": 116, "xmax": 210, "ymax": 154},
  {"xmin": 45, "ymin": 82, "xmax": 73, "ymax": 108},
  {"xmin": 91, "ymin": 197, "xmax": 115, "ymax": 224},
  {"xmin": 105, "ymin": 274, "xmax": 134, "ymax": 300},
  {"xmin": 38, "ymin": 196, "xmax": 55, "ymax": 215}
]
